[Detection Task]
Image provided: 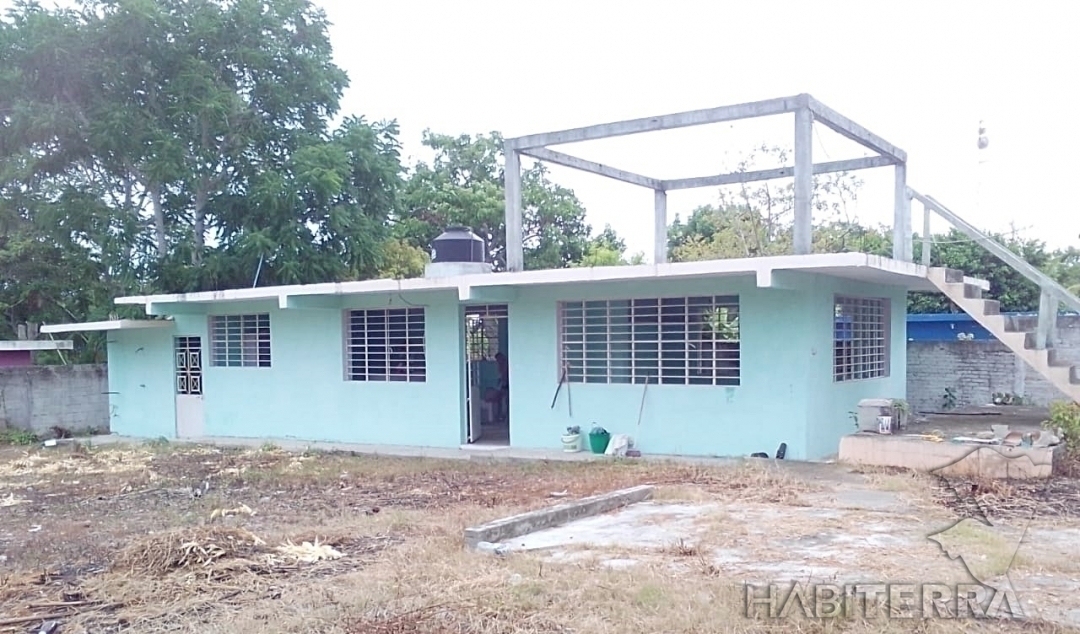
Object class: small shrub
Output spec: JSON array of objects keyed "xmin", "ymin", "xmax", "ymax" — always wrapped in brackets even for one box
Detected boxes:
[
  {"xmin": 0, "ymin": 428, "xmax": 40, "ymax": 445},
  {"xmin": 1044, "ymin": 401, "xmax": 1080, "ymax": 451}
]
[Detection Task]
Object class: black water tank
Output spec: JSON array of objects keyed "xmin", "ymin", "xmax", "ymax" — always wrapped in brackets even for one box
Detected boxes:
[{"xmin": 431, "ymin": 226, "xmax": 486, "ymax": 263}]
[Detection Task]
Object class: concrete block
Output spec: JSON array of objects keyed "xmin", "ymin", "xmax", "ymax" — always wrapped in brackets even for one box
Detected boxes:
[{"xmin": 463, "ymin": 485, "xmax": 654, "ymax": 548}]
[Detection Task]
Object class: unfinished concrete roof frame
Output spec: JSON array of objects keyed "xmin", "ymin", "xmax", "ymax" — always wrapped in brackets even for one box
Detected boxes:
[{"xmin": 501, "ymin": 93, "xmax": 912, "ymax": 271}]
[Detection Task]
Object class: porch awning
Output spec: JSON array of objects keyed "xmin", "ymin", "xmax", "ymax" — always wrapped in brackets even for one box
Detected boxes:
[{"xmin": 40, "ymin": 319, "xmax": 174, "ymax": 334}]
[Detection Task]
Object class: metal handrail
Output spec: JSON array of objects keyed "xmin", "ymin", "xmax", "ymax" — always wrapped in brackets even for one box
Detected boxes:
[{"xmin": 909, "ymin": 188, "xmax": 1080, "ymax": 315}]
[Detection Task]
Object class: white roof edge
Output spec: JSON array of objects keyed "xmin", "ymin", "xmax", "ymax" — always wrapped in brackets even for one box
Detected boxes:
[
  {"xmin": 0, "ymin": 340, "xmax": 75, "ymax": 351},
  {"xmin": 40, "ymin": 319, "xmax": 174, "ymax": 334},
  {"xmin": 114, "ymin": 253, "xmax": 932, "ymax": 306}
]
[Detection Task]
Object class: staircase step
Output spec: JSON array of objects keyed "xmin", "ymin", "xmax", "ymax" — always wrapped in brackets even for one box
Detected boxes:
[
  {"xmin": 1073, "ymin": 366, "xmax": 1080, "ymax": 385},
  {"xmin": 1023, "ymin": 332, "xmax": 1054, "ymax": 350},
  {"xmin": 983, "ymin": 299, "xmax": 1001, "ymax": 315},
  {"xmin": 1049, "ymin": 349, "xmax": 1073, "ymax": 367},
  {"xmin": 943, "ymin": 268, "xmax": 966, "ymax": 284},
  {"xmin": 963, "ymin": 284, "xmax": 983, "ymax": 299}
]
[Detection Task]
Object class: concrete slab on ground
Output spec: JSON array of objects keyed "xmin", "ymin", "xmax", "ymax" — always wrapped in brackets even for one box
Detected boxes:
[
  {"xmin": 463, "ymin": 485, "xmax": 655, "ymax": 548},
  {"xmin": 499, "ymin": 495, "xmax": 1080, "ymax": 628}
]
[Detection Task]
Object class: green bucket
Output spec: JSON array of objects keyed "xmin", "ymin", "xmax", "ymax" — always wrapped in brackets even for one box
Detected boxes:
[{"xmin": 588, "ymin": 431, "xmax": 611, "ymax": 454}]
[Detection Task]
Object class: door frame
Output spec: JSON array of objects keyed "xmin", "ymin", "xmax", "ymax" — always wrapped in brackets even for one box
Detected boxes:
[
  {"xmin": 462, "ymin": 304, "xmax": 509, "ymax": 444},
  {"xmin": 173, "ymin": 335, "xmax": 205, "ymax": 438}
]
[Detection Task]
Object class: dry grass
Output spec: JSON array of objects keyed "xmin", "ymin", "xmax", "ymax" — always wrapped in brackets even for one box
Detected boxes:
[
  {"xmin": 112, "ymin": 526, "xmax": 271, "ymax": 576},
  {"xmin": 2, "ymin": 442, "xmax": 1079, "ymax": 633}
]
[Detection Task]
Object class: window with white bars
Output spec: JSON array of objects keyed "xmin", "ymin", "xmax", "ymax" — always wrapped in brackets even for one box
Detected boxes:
[
  {"xmin": 558, "ymin": 296, "xmax": 740, "ymax": 386},
  {"xmin": 834, "ymin": 296, "xmax": 889, "ymax": 381},
  {"xmin": 209, "ymin": 314, "xmax": 271, "ymax": 368},
  {"xmin": 346, "ymin": 307, "xmax": 426, "ymax": 382}
]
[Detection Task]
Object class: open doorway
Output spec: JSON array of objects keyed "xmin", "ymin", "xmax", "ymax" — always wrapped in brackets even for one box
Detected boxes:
[{"xmin": 464, "ymin": 304, "xmax": 509, "ymax": 445}]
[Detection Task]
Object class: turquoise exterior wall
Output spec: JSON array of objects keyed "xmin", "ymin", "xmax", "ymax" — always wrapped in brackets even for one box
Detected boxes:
[
  {"xmin": 505, "ymin": 273, "xmax": 907, "ymax": 460},
  {"xmin": 801, "ymin": 276, "xmax": 908, "ymax": 459},
  {"xmin": 506, "ymin": 276, "xmax": 814, "ymax": 459},
  {"xmin": 104, "ymin": 272, "xmax": 908, "ymax": 459},
  {"xmin": 107, "ymin": 326, "xmax": 176, "ymax": 438},
  {"xmin": 108, "ymin": 291, "xmax": 465, "ymax": 446}
]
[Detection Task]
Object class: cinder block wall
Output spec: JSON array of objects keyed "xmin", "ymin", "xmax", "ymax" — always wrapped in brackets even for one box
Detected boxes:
[
  {"xmin": 0, "ymin": 364, "xmax": 110, "ymax": 434},
  {"xmin": 907, "ymin": 315, "xmax": 1080, "ymax": 412}
]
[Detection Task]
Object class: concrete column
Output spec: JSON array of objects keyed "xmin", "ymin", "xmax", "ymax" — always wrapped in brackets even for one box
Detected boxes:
[
  {"xmin": 921, "ymin": 203, "xmax": 932, "ymax": 266},
  {"xmin": 653, "ymin": 189, "xmax": 668, "ymax": 264},
  {"xmin": 1035, "ymin": 289, "xmax": 1059, "ymax": 350},
  {"xmin": 504, "ymin": 147, "xmax": 523, "ymax": 271},
  {"xmin": 892, "ymin": 163, "xmax": 911, "ymax": 261},
  {"xmin": 793, "ymin": 107, "xmax": 813, "ymax": 255}
]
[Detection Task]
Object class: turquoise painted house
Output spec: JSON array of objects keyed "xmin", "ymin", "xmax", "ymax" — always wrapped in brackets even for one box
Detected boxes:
[{"xmin": 43, "ymin": 248, "xmax": 944, "ymax": 460}]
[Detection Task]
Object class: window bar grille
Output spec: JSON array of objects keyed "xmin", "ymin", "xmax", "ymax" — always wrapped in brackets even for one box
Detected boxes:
[
  {"xmin": 346, "ymin": 307, "xmax": 426, "ymax": 382},
  {"xmin": 174, "ymin": 336, "xmax": 203, "ymax": 395},
  {"xmin": 558, "ymin": 296, "xmax": 740, "ymax": 386},
  {"xmin": 209, "ymin": 314, "xmax": 271, "ymax": 368},
  {"xmin": 833, "ymin": 296, "xmax": 888, "ymax": 381}
]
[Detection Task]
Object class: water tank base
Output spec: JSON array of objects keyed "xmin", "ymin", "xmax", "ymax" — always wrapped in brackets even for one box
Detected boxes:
[{"xmin": 424, "ymin": 261, "xmax": 493, "ymax": 278}]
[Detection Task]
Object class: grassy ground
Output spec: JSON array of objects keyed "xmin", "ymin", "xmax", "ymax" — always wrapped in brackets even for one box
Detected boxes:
[{"xmin": 0, "ymin": 441, "xmax": 1075, "ymax": 633}]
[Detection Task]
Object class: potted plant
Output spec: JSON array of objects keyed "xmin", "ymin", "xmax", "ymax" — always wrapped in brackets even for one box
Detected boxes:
[
  {"xmin": 588, "ymin": 424, "xmax": 611, "ymax": 455},
  {"xmin": 890, "ymin": 399, "xmax": 911, "ymax": 430},
  {"xmin": 562, "ymin": 425, "xmax": 581, "ymax": 452}
]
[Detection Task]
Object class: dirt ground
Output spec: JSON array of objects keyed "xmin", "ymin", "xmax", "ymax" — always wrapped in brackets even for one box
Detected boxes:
[{"xmin": 2, "ymin": 440, "xmax": 1080, "ymax": 633}]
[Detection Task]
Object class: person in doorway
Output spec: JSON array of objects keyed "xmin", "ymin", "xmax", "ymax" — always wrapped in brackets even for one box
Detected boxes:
[{"xmin": 484, "ymin": 352, "xmax": 510, "ymax": 423}]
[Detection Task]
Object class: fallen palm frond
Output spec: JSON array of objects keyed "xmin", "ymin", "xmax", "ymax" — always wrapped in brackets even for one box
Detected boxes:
[
  {"xmin": 275, "ymin": 539, "xmax": 343, "ymax": 564},
  {"xmin": 208, "ymin": 503, "xmax": 256, "ymax": 521}
]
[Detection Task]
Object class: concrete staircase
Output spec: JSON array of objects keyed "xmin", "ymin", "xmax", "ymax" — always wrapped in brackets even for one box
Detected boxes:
[{"xmin": 927, "ymin": 267, "xmax": 1080, "ymax": 404}]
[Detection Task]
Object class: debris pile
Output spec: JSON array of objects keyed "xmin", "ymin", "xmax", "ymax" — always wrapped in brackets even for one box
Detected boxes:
[
  {"xmin": 949, "ymin": 424, "xmax": 1062, "ymax": 448},
  {"xmin": 114, "ymin": 527, "xmax": 272, "ymax": 575}
]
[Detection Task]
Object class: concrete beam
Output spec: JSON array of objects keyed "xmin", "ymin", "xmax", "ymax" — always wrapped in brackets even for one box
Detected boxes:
[
  {"xmin": 755, "ymin": 269, "xmax": 807, "ymax": 290},
  {"xmin": 793, "ymin": 107, "xmax": 813, "ymax": 255},
  {"xmin": 654, "ymin": 190, "xmax": 668, "ymax": 264},
  {"xmin": 459, "ymin": 286, "xmax": 518, "ymax": 303},
  {"xmin": 661, "ymin": 156, "xmax": 895, "ymax": 191},
  {"xmin": 278, "ymin": 295, "xmax": 343, "ymax": 310},
  {"xmin": 504, "ymin": 146, "xmax": 524, "ymax": 272},
  {"xmin": 463, "ymin": 485, "xmax": 655, "ymax": 548},
  {"xmin": 146, "ymin": 302, "xmax": 207, "ymax": 316},
  {"xmin": 807, "ymin": 97, "xmax": 907, "ymax": 162},
  {"xmin": 504, "ymin": 95, "xmax": 806, "ymax": 150},
  {"xmin": 519, "ymin": 147, "xmax": 661, "ymax": 189}
]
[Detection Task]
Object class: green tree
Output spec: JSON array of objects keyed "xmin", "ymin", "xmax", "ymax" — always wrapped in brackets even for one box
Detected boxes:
[
  {"xmin": 909, "ymin": 229, "xmax": 1078, "ymax": 314},
  {"xmin": 574, "ymin": 225, "xmax": 645, "ymax": 267},
  {"xmin": 1, "ymin": 0, "xmax": 405, "ymax": 303},
  {"xmin": 667, "ymin": 144, "xmax": 865, "ymax": 261},
  {"xmin": 399, "ymin": 131, "xmax": 622, "ymax": 270}
]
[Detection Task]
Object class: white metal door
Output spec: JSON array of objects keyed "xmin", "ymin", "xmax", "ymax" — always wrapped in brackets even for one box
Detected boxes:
[
  {"xmin": 466, "ymin": 356, "xmax": 480, "ymax": 442},
  {"xmin": 174, "ymin": 336, "xmax": 205, "ymax": 438}
]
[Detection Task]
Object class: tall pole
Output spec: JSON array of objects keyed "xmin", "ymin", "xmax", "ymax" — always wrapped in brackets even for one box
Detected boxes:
[{"xmin": 976, "ymin": 120, "xmax": 989, "ymax": 223}]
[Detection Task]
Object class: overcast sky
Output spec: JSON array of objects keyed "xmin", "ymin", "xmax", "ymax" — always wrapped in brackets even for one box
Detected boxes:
[
  {"xmin": 7, "ymin": 1, "xmax": 1077, "ymax": 260},
  {"xmin": 321, "ymin": 0, "xmax": 1079, "ymax": 260}
]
